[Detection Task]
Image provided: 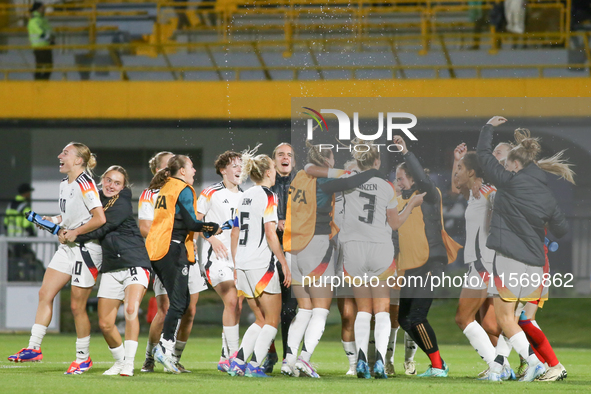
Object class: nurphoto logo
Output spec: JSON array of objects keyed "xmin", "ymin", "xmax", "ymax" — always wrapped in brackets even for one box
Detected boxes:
[{"xmin": 303, "ymin": 107, "xmax": 418, "ymax": 152}]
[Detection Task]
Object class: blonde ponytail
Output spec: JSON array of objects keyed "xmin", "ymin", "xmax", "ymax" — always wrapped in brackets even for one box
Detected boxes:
[
  {"xmin": 68, "ymin": 141, "xmax": 96, "ymax": 177},
  {"xmin": 306, "ymin": 141, "xmax": 332, "ymax": 167},
  {"xmin": 508, "ymin": 129, "xmax": 575, "ymax": 184},
  {"xmin": 351, "ymin": 138, "xmax": 380, "ymax": 171},
  {"xmin": 240, "ymin": 144, "xmax": 271, "ymax": 183},
  {"xmin": 537, "ymin": 150, "xmax": 576, "ymax": 185}
]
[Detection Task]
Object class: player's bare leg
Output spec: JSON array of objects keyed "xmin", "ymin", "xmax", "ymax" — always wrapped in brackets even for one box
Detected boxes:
[
  {"xmin": 214, "ymin": 280, "xmax": 243, "ymax": 371},
  {"xmin": 9, "ymin": 269, "xmax": 71, "ymax": 363},
  {"xmin": 456, "ymin": 289, "xmax": 496, "ymax": 378},
  {"xmin": 338, "ymin": 297, "xmax": 357, "ymax": 375}
]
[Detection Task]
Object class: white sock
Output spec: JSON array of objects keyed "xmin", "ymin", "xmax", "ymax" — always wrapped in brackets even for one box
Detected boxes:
[
  {"xmin": 159, "ymin": 336, "xmax": 175, "ymax": 356},
  {"xmin": 386, "ymin": 327, "xmax": 399, "ymax": 363},
  {"xmin": 354, "ymin": 311, "xmax": 372, "ymax": 363},
  {"xmin": 224, "ymin": 324, "xmax": 240, "ymax": 356},
  {"xmin": 497, "ymin": 334, "xmax": 512, "ymax": 359},
  {"xmin": 109, "ymin": 344, "xmax": 125, "ymax": 362},
  {"xmin": 76, "ymin": 335, "xmax": 90, "ymax": 363},
  {"xmin": 220, "ymin": 332, "xmax": 228, "ymax": 359},
  {"xmin": 174, "ymin": 340, "xmax": 187, "ymax": 361},
  {"xmin": 237, "ymin": 323, "xmax": 262, "ymax": 363},
  {"xmin": 374, "ymin": 312, "xmax": 391, "ymax": 364},
  {"xmin": 124, "ymin": 340, "xmax": 138, "ymax": 363},
  {"xmin": 463, "ymin": 321, "xmax": 496, "ymax": 367},
  {"xmin": 300, "ymin": 308, "xmax": 329, "ymax": 363},
  {"xmin": 28, "ymin": 324, "xmax": 47, "ymax": 350},
  {"xmin": 342, "ymin": 340, "xmax": 357, "ymax": 369},
  {"xmin": 509, "ymin": 331, "xmax": 540, "ymax": 366},
  {"xmin": 285, "ymin": 308, "xmax": 312, "ymax": 365},
  {"xmin": 145, "ymin": 341, "xmax": 156, "ymax": 358},
  {"xmin": 251, "ymin": 325, "xmax": 278, "ymax": 368},
  {"xmin": 404, "ymin": 331, "xmax": 417, "ymax": 362}
]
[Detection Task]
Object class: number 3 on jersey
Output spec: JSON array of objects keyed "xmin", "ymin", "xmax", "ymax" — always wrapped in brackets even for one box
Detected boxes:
[
  {"xmin": 239, "ymin": 211, "xmax": 249, "ymax": 245},
  {"xmin": 358, "ymin": 192, "xmax": 376, "ymax": 224}
]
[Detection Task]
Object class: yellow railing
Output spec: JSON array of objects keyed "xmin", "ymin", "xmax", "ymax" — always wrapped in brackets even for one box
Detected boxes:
[
  {"xmin": 0, "ymin": 0, "xmax": 572, "ymax": 53},
  {"xmin": 1, "ymin": 31, "xmax": 589, "ymax": 81}
]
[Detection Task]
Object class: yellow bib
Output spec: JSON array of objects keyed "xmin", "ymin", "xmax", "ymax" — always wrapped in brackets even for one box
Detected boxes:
[
  {"xmin": 284, "ymin": 170, "xmax": 338, "ymax": 252},
  {"xmin": 146, "ymin": 177, "xmax": 197, "ymax": 262}
]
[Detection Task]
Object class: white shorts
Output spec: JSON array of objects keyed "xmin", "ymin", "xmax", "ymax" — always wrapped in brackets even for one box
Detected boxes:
[
  {"xmin": 463, "ymin": 259, "xmax": 493, "ymax": 291},
  {"xmin": 48, "ymin": 242, "xmax": 102, "ymax": 288},
  {"xmin": 154, "ymin": 264, "xmax": 208, "ymax": 297},
  {"xmin": 202, "ymin": 246, "xmax": 235, "ymax": 288},
  {"xmin": 98, "ymin": 267, "xmax": 151, "ymax": 300},
  {"xmin": 236, "ymin": 261, "xmax": 281, "ymax": 299},
  {"xmin": 489, "ymin": 253, "xmax": 549, "ymax": 302},
  {"xmin": 342, "ymin": 241, "xmax": 395, "ymax": 282},
  {"xmin": 289, "ymin": 235, "xmax": 334, "ymax": 286}
]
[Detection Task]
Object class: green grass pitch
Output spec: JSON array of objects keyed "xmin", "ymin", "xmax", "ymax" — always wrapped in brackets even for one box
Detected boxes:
[
  {"xmin": 2, "ymin": 298, "xmax": 591, "ymax": 393},
  {"xmin": 1, "ymin": 333, "xmax": 590, "ymax": 394}
]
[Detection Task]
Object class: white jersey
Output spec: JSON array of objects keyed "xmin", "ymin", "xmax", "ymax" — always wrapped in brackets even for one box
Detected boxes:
[
  {"xmin": 138, "ymin": 188, "xmax": 159, "ymax": 221},
  {"xmin": 234, "ymin": 186, "xmax": 278, "ymax": 271},
  {"xmin": 197, "ymin": 181, "xmax": 243, "ymax": 251},
  {"xmin": 464, "ymin": 184, "xmax": 496, "ymax": 264},
  {"xmin": 58, "ymin": 173, "xmax": 102, "ymax": 230},
  {"xmin": 333, "ymin": 193, "xmax": 345, "ymax": 230},
  {"xmin": 340, "ymin": 176, "xmax": 398, "ymax": 244}
]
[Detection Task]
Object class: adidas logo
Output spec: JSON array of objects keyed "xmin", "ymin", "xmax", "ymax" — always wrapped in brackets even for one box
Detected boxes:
[
  {"xmin": 73, "ymin": 278, "xmax": 79, "ymax": 283},
  {"xmin": 77, "ymin": 351, "xmax": 84, "ymax": 354},
  {"xmin": 132, "ymin": 277, "xmax": 138, "ymax": 281},
  {"xmin": 222, "ymin": 199, "xmax": 229, "ymax": 203}
]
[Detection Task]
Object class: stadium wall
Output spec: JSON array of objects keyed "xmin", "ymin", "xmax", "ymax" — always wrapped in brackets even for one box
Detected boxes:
[{"xmin": 1, "ymin": 78, "xmax": 591, "ymax": 119}]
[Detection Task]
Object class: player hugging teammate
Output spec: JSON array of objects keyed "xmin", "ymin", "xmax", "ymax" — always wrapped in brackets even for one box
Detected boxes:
[{"xmin": 8, "ymin": 119, "xmax": 573, "ymax": 383}]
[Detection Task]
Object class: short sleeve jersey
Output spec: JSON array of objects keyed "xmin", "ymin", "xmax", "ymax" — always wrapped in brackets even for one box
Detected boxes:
[
  {"xmin": 197, "ymin": 181, "xmax": 243, "ymax": 249},
  {"xmin": 58, "ymin": 173, "xmax": 102, "ymax": 230},
  {"xmin": 234, "ymin": 186, "xmax": 278, "ymax": 270},
  {"xmin": 138, "ymin": 188, "xmax": 159, "ymax": 221},
  {"xmin": 339, "ymin": 176, "xmax": 398, "ymax": 244},
  {"xmin": 464, "ymin": 184, "xmax": 497, "ymax": 264}
]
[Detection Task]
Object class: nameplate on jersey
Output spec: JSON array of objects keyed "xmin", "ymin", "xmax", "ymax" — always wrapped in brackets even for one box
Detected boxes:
[
  {"xmin": 359, "ymin": 184, "xmax": 377, "ymax": 191},
  {"xmin": 242, "ymin": 198, "xmax": 252, "ymax": 206}
]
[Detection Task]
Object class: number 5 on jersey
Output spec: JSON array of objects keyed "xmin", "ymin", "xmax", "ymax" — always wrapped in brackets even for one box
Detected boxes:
[{"xmin": 239, "ymin": 212, "xmax": 249, "ymax": 245}]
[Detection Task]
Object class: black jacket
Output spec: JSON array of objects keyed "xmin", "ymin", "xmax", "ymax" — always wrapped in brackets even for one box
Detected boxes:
[
  {"xmin": 401, "ymin": 151, "xmax": 448, "ymax": 270},
  {"xmin": 477, "ymin": 124, "xmax": 568, "ymax": 267},
  {"xmin": 271, "ymin": 171, "xmax": 295, "ymax": 221},
  {"xmin": 77, "ymin": 188, "xmax": 151, "ymax": 273}
]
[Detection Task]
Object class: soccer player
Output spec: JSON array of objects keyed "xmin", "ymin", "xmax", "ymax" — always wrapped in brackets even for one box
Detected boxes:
[
  {"xmin": 477, "ymin": 116, "xmax": 573, "ymax": 382},
  {"xmin": 75, "ymin": 166, "xmax": 150, "ymax": 377},
  {"xmin": 451, "ymin": 146, "xmax": 513, "ymax": 379},
  {"xmin": 140, "ymin": 151, "xmax": 209, "ymax": 373},
  {"xmin": 9, "ymin": 143, "xmax": 106, "ymax": 375},
  {"xmin": 262, "ymin": 142, "xmax": 297, "ymax": 373},
  {"xmin": 284, "ymin": 144, "xmax": 383, "ymax": 378},
  {"xmin": 341, "ymin": 140, "xmax": 423, "ymax": 379},
  {"xmin": 228, "ymin": 150, "xmax": 291, "ymax": 378},
  {"xmin": 196, "ymin": 151, "xmax": 244, "ymax": 372},
  {"xmin": 394, "ymin": 135, "xmax": 460, "ymax": 378},
  {"xmin": 145, "ymin": 155, "xmax": 219, "ymax": 374}
]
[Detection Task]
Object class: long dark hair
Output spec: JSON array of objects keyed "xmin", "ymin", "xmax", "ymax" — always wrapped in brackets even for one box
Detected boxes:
[{"xmin": 148, "ymin": 155, "xmax": 190, "ymax": 190}]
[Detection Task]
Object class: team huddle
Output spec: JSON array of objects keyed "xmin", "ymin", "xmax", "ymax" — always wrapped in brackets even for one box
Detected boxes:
[{"xmin": 7, "ymin": 116, "xmax": 573, "ymax": 383}]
